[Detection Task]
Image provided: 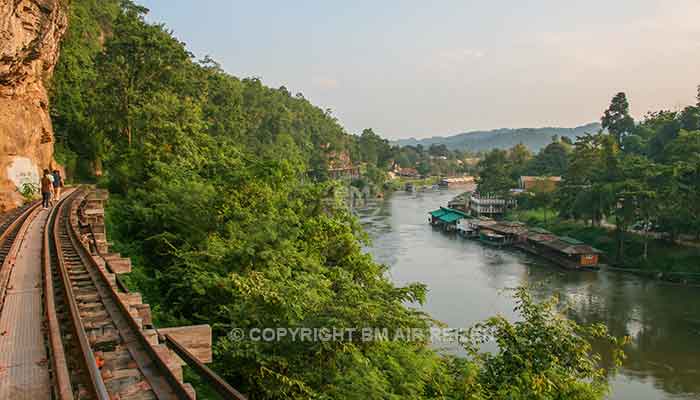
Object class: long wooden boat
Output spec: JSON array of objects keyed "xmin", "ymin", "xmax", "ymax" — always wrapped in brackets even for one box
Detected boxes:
[{"xmin": 478, "ymin": 231, "xmax": 507, "ymax": 247}]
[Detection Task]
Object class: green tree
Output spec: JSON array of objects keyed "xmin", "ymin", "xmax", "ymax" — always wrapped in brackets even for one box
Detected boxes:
[
  {"xmin": 50, "ymin": 0, "xmax": 123, "ymax": 178},
  {"xmin": 602, "ymin": 92, "xmax": 635, "ymax": 146},
  {"xmin": 95, "ymin": 3, "xmax": 193, "ymax": 148},
  {"xmin": 477, "ymin": 149, "xmax": 516, "ymax": 195},
  {"xmin": 557, "ymin": 133, "xmax": 615, "ymax": 225},
  {"xmin": 358, "ymin": 128, "xmax": 393, "ymax": 168},
  {"xmin": 465, "ymin": 288, "xmax": 624, "ymax": 400},
  {"xmin": 508, "ymin": 143, "xmax": 532, "ymax": 178},
  {"xmin": 661, "ymin": 130, "xmax": 700, "ymax": 239},
  {"xmin": 530, "ymin": 141, "xmax": 569, "ymax": 176},
  {"xmin": 679, "ymin": 105, "xmax": 700, "ymax": 131},
  {"xmin": 417, "ymin": 159, "xmax": 431, "ymax": 176},
  {"xmin": 530, "ymin": 187, "xmax": 555, "ymax": 224},
  {"xmin": 644, "ymin": 111, "xmax": 680, "ymax": 161},
  {"xmin": 428, "ymin": 143, "xmax": 449, "ymax": 157}
]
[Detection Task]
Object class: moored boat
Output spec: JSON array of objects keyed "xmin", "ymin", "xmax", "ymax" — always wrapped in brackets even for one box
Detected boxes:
[{"xmin": 479, "ymin": 230, "xmax": 507, "ymax": 247}]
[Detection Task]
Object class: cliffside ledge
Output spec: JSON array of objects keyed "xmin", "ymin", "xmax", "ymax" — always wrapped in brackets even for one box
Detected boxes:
[{"xmin": 0, "ymin": 0, "xmax": 67, "ymax": 211}]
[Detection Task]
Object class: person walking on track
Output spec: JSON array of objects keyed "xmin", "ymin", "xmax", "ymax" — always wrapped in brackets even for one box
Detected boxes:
[
  {"xmin": 52, "ymin": 169, "xmax": 64, "ymax": 204},
  {"xmin": 41, "ymin": 169, "xmax": 53, "ymax": 209}
]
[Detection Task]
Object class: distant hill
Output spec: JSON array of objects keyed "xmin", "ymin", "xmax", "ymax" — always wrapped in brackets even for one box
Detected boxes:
[{"xmin": 394, "ymin": 122, "xmax": 602, "ymax": 152}]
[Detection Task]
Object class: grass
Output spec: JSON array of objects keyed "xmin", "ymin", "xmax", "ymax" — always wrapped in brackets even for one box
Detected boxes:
[
  {"xmin": 550, "ymin": 221, "xmax": 700, "ymax": 275},
  {"xmin": 506, "ymin": 208, "xmax": 559, "ymax": 226},
  {"xmin": 507, "ymin": 208, "xmax": 700, "ymax": 279}
]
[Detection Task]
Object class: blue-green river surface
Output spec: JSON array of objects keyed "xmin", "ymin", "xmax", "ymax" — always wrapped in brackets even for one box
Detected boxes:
[{"xmin": 358, "ymin": 189, "xmax": 700, "ymax": 400}]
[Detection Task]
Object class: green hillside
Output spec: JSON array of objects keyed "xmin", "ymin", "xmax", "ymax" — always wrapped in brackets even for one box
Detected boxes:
[{"xmin": 395, "ymin": 122, "xmax": 602, "ymax": 152}]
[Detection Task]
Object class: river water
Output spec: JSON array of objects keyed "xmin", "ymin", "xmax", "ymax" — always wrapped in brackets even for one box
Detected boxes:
[{"xmin": 357, "ymin": 189, "xmax": 700, "ymax": 400}]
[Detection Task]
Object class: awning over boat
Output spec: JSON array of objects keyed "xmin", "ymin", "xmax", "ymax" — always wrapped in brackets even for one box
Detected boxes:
[
  {"xmin": 429, "ymin": 207, "xmax": 469, "ymax": 224},
  {"xmin": 429, "ymin": 209, "xmax": 449, "ymax": 218}
]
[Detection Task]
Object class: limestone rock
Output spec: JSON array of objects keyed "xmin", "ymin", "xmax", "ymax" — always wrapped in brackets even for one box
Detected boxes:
[{"xmin": 0, "ymin": 0, "xmax": 67, "ymax": 211}]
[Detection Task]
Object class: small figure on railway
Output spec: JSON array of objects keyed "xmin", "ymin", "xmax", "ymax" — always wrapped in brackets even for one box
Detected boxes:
[
  {"xmin": 52, "ymin": 169, "xmax": 64, "ymax": 204},
  {"xmin": 41, "ymin": 169, "xmax": 53, "ymax": 209}
]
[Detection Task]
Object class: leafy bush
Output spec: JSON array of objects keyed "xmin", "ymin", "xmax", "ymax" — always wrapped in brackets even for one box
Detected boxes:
[{"xmin": 18, "ymin": 182, "xmax": 39, "ymax": 203}]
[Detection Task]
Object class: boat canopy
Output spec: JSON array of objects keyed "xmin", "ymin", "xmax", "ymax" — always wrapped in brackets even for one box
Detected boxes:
[
  {"xmin": 429, "ymin": 209, "xmax": 449, "ymax": 218},
  {"xmin": 429, "ymin": 207, "xmax": 469, "ymax": 224}
]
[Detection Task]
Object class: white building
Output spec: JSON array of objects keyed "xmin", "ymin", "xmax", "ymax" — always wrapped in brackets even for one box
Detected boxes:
[{"xmin": 469, "ymin": 193, "xmax": 517, "ymax": 218}]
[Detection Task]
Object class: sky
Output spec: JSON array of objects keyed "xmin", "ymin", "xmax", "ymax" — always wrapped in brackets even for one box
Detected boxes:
[{"xmin": 139, "ymin": 0, "xmax": 700, "ymax": 139}]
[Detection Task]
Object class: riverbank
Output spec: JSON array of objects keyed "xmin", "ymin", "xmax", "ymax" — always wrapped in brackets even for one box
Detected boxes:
[
  {"xmin": 384, "ymin": 176, "xmax": 440, "ymax": 191},
  {"xmin": 506, "ymin": 208, "xmax": 700, "ymax": 284}
]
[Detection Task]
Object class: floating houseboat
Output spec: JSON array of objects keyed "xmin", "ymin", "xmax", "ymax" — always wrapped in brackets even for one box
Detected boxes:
[
  {"xmin": 428, "ymin": 207, "xmax": 469, "ymax": 232},
  {"xmin": 484, "ymin": 221, "xmax": 529, "ymax": 245},
  {"xmin": 426, "ymin": 203, "xmax": 602, "ymax": 270},
  {"xmin": 516, "ymin": 229, "xmax": 601, "ymax": 270}
]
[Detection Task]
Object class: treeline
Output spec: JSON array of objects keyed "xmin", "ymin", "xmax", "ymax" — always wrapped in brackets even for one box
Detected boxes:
[
  {"xmin": 476, "ymin": 138, "xmax": 571, "ymax": 195},
  {"xmin": 52, "ymin": 1, "xmax": 357, "ymax": 185},
  {"xmin": 395, "ymin": 123, "xmax": 601, "ymax": 153},
  {"xmin": 356, "ymin": 130, "xmax": 480, "ymax": 177},
  {"xmin": 478, "ymin": 90, "xmax": 700, "ymax": 265},
  {"xmin": 49, "ymin": 1, "xmax": 621, "ymax": 398}
]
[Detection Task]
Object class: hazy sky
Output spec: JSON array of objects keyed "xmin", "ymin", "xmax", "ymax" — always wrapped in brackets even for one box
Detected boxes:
[{"xmin": 139, "ymin": 1, "xmax": 699, "ymax": 139}]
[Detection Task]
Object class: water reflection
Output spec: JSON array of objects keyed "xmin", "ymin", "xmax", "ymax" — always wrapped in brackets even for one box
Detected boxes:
[{"xmin": 358, "ymin": 189, "xmax": 700, "ymax": 400}]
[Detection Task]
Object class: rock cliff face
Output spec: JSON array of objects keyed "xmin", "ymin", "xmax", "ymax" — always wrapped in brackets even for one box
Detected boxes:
[{"xmin": 0, "ymin": 0, "xmax": 67, "ymax": 211}]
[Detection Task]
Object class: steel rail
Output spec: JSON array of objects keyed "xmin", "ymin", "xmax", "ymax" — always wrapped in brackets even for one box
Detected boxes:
[
  {"xmin": 0, "ymin": 201, "xmax": 39, "ymax": 242},
  {"xmin": 164, "ymin": 334, "xmax": 249, "ymax": 400},
  {"xmin": 43, "ymin": 191, "xmax": 76, "ymax": 400},
  {"xmin": 65, "ymin": 190, "xmax": 194, "ymax": 399},
  {"xmin": 52, "ymin": 190, "xmax": 111, "ymax": 399},
  {"xmin": 0, "ymin": 200, "xmax": 40, "ymax": 259}
]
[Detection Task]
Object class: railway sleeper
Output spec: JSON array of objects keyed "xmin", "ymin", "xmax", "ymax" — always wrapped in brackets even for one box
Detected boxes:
[
  {"xmin": 79, "ymin": 308, "xmax": 110, "ymax": 321},
  {"xmin": 76, "ymin": 292, "xmax": 100, "ymax": 303},
  {"xmin": 78, "ymin": 300, "xmax": 103, "ymax": 312},
  {"xmin": 103, "ymin": 368, "xmax": 156, "ymax": 400}
]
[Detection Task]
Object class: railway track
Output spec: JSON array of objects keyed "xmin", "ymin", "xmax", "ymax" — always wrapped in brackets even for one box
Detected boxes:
[
  {"xmin": 0, "ymin": 201, "xmax": 42, "ymax": 311},
  {"xmin": 0, "ymin": 201, "xmax": 39, "ymax": 269},
  {"xmin": 46, "ymin": 190, "xmax": 194, "ymax": 399},
  {"xmin": 0, "ymin": 189, "xmax": 244, "ymax": 399},
  {"xmin": 0, "ymin": 201, "xmax": 36, "ymax": 235}
]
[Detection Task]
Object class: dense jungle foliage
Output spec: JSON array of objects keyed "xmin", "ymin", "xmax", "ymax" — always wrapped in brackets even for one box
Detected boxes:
[{"xmin": 50, "ymin": 1, "xmax": 622, "ymax": 398}]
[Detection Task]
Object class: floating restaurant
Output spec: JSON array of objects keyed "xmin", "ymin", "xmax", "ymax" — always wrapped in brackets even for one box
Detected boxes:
[{"xmin": 428, "ymin": 207, "xmax": 470, "ymax": 232}]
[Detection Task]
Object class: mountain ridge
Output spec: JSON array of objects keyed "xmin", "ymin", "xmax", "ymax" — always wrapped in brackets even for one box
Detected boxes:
[{"xmin": 393, "ymin": 122, "xmax": 602, "ymax": 152}]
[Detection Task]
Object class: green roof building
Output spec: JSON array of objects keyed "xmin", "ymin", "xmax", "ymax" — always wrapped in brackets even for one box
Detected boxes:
[{"xmin": 428, "ymin": 207, "xmax": 469, "ymax": 231}]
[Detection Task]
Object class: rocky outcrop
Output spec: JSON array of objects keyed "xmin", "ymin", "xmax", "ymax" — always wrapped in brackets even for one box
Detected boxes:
[{"xmin": 0, "ymin": 0, "xmax": 67, "ymax": 211}]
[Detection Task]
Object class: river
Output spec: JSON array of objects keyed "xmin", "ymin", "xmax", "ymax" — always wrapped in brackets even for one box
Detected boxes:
[{"xmin": 357, "ymin": 189, "xmax": 700, "ymax": 400}]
